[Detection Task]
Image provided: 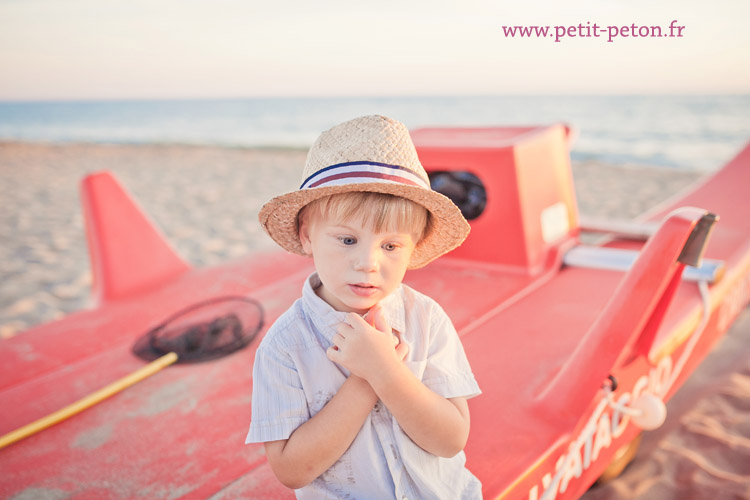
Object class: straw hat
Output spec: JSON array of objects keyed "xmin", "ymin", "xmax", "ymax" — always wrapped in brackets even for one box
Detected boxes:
[{"xmin": 258, "ymin": 115, "xmax": 470, "ymax": 269}]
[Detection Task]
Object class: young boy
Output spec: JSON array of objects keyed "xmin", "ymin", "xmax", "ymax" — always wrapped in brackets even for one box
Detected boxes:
[{"xmin": 247, "ymin": 115, "xmax": 482, "ymax": 499}]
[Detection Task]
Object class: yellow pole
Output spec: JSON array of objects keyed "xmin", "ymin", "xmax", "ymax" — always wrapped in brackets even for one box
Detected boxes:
[{"xmin": 0, "ymin": 352, "xmax": 178, "ymax": 450}]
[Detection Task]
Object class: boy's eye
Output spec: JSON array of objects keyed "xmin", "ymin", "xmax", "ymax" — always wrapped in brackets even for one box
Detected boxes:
[
  {"xmin": 383, "ymin": 243, "xmax": 399, "ymax": 251},
  {"xmin": 339, "ymin": 236, "xmax": 357, "ymax": 245}
]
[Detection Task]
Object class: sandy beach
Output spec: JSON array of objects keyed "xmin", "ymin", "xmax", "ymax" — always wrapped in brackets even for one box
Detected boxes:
[{"xmin": 1, "ymin": 141, "xmax": 748, "ymax": 498}]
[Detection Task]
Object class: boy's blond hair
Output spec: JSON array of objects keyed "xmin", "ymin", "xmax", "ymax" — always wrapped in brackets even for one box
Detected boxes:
[{"xmin": 298, "ymin": 192, "xmax": 433, "ymax": 243}]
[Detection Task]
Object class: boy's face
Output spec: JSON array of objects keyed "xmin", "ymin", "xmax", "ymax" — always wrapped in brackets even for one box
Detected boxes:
[{"xmin": 299, "ymin": 212, "xmax": 417, "ymax": 315}]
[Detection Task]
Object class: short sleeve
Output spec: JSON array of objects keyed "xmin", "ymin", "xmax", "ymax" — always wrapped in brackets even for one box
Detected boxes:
[
  {"xmin": 421, "ymin": 304, "xmax": 481, "ymax": 400},
  {"xmin": 245, "ymin": 337, "xmax": 310, "ymax": 444}
]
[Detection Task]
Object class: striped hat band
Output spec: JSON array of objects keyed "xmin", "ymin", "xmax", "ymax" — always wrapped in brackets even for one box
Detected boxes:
[{"xmin": 300, "ymin": 161, "xmax": 430, "ymax": 190}]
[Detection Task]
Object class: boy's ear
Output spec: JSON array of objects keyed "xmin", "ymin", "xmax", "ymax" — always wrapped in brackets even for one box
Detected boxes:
[{"xmin": 298, "ymin": 218, "xmax": 313, "ymax": 255}]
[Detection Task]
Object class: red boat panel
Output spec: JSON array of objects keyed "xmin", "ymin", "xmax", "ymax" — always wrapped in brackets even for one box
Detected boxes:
[
  {"xmin": 0, "ymin": 253, "xmax": 311, "ymax": 393},
  {"xmin": 647, "ymin": 141, "xmax": 750, "ymax": 232},
  {"xmin": 461, "ymin": 210, "xmax": 708, "ymax": 494},
  {"xmin": 412, "ymin": 124, "xmax": 578, "ymax": 274}
]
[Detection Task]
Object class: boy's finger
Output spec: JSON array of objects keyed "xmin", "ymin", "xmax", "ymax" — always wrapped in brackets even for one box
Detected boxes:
[
  {"xmin": 365, "ymin": 305, "xmax": 379, "ymax": 326},
  {"xmin": 371, "ymin": 306, "xmax": 391, "ymax": 334},
  {"xmin": 332, "ymin": 333, "xmax": 345, "ymax": 347},
  {"xmin": 345, "ymin": 312, "xmax": 367, "ymax": 327},
  {"xmin": 336, "ymin": 322, "xmax": 354, "ymax": 335},
  {"xmin": 326, "ymin": 346, "xmax": 341, "ymax": 362},
  {"xmin": 395, "ymin": 342, "xmax": 409, "ymax": 361}
]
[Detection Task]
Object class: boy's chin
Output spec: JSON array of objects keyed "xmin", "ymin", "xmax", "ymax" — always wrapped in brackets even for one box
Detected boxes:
[
  {"xmin": 320, "ymin": 290, "xmax": 373, "ymax": 314},
  {"xmin": 340, "ymin": 300, "xmax": 376, "ymax": 315},
  {"xmin": 336, "ymin": 294, "xmax": 379, "ymax": 315}
]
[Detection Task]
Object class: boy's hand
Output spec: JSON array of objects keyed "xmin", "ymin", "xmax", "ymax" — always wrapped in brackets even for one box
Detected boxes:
[
  {"xmin": 365, "ymin": 305, "xmax": 401, "ymax": 347},
  {"xmin": 368, "ymin": 305, "xmax": 409, "ymax": 362},
  {"xmin": 327, "ymin": 306, "xmax": 408, "ymax": 380}
]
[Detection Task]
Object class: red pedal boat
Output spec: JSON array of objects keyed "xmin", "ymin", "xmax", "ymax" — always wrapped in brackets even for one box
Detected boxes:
[{"xmin": 1, "ymin": 125, "xmax": 749, "ymax": 499}]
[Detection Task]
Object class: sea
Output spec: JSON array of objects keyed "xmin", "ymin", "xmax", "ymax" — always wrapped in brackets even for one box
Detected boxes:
[{"xmin": 1, "ymin": 95, "xmax": 749, "ymax": 172}]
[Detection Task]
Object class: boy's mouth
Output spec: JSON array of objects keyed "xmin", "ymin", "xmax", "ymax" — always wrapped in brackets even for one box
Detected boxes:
[{"xmin": 349, "ymin": 283, "xmax": 378, "ymax": 297}]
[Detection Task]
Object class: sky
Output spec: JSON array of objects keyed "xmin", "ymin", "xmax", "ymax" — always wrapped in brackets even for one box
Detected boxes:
[{"xmin": 0, "ymin": 0, "xmax": 748, "ymax": 100}]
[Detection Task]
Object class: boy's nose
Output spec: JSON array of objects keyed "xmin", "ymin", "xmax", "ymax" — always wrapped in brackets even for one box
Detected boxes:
[{"xmin": 353, "ymin": 247, "xmax": 379, "ymax": 272}]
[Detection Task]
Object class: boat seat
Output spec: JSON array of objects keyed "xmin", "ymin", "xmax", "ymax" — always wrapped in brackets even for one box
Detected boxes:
[
  {"xmin": 579, "ymin": 216, "xmax": 658, "ymax": 240},
  {"xmin": 563, "ymin": 244, "xmax": 725, "ymax": 284}
]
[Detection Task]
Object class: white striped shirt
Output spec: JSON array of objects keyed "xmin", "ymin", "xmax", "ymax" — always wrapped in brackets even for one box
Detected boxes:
[{"xmin": 247, "ymin": 273, "xmax": 482, "ymax": 500}]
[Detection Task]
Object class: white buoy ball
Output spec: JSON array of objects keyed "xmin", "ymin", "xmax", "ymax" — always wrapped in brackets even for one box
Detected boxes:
[{"xmin": 631, "ymin": 393, "xmax": 667, "ymax": 430}]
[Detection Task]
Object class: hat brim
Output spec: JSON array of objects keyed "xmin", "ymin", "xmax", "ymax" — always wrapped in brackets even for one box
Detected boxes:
[{"xmin": 258, "ymin": 181, "xmax": 470, "ymax": 269}]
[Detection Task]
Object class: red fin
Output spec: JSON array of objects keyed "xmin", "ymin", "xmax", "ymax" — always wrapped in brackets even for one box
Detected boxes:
[
  {"xmin": 81, "ymin": 171, "xmax": 191, "ymax": 303},
  {"xmin": 536, "ymin": 207, "xmax": 714, "ymax": 416}
]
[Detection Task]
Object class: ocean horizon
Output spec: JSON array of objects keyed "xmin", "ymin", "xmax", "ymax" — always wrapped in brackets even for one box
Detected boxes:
[{"xmin": 1, "ymin": 95, "xmax": 749, "ymax": 171}]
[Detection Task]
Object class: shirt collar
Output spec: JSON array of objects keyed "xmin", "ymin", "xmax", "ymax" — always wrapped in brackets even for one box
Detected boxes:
[{"xmin": 301, "ymin": 273, "xmax": 406, "ymax": 339}]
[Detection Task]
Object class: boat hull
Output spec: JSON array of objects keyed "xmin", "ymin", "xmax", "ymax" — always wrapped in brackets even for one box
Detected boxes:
[{"xmin": 1, "ymin": 127, "xmax": 749, "ymax": 500}]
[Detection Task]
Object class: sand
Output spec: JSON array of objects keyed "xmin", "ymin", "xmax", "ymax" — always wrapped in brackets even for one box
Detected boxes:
[
  {"xmin": 0, "ymin": 142, "xmax": 307, "ymax": 336},
  {"xmin": 1, "ymin": 141, "xmax": 748, "ymax": 498}
]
